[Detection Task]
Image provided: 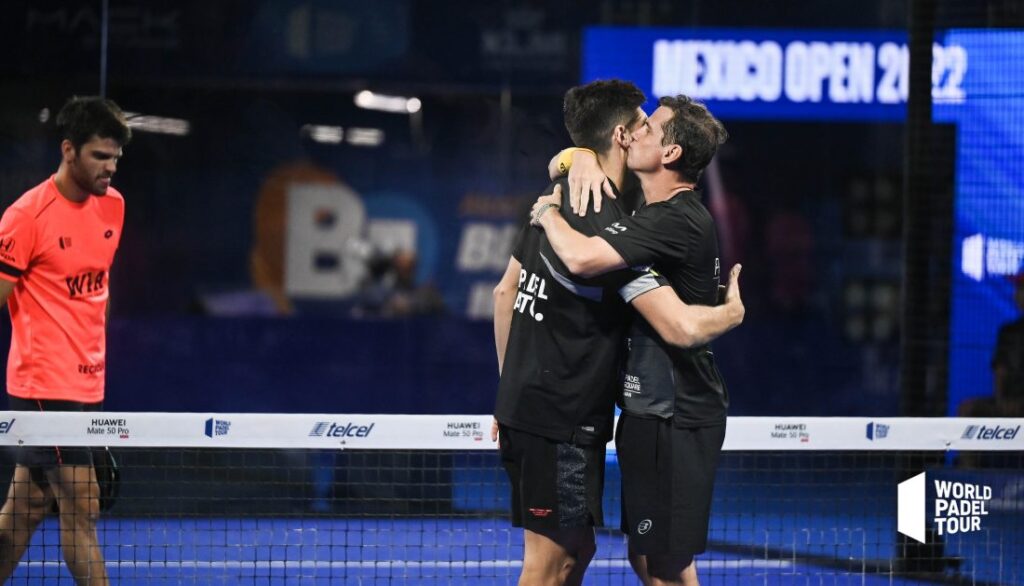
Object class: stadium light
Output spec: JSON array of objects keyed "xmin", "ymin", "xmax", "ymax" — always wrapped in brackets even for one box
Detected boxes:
[
  {"xmin": 301, "ymin": 124, "xmax": 344, "ymax": 144},
  {"xmin": 354, "ymin": 90, "xmax": 421, "ymax": 114},
  {"xmin": 124, "ymin": 112, "xmax": 190, "ymax": 136},
  {"xmin": 346, "ymin": 128, "xmax": 385, "ymax": 147}
]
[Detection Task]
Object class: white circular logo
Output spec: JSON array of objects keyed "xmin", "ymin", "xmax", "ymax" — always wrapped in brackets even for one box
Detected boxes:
[{"xmin": 637, "ymin": 519, "xmax": 652, "ymax": 535}]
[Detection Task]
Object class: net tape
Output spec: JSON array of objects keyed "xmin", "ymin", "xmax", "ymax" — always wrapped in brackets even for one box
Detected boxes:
[{"xmin": 0, "ymin": 412, "xmax": 1020, "ymax": 451}]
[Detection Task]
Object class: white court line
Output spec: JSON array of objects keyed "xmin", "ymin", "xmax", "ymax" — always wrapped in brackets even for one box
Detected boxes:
[{"xmin": 20, "ymin": 559, "xmax": 793, "ymax": 570}]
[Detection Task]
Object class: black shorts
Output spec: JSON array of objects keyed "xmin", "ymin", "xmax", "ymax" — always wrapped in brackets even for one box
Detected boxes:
[
  {"xmin": 498, "ymin": 425, "xmax": 606, "ymax": 531},
  {"xmin": 8, "ymin": 396, "xmax": 101, "ymax": 470},
  {"xmin": 616, "ymin": 413, "xmax": 725, "ymax": 558}
]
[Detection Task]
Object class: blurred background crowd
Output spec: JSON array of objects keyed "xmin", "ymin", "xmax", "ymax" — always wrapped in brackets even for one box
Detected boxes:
[{"xmin": 1, "ymin": 0, "xmax": 1021, "ymax": 418}]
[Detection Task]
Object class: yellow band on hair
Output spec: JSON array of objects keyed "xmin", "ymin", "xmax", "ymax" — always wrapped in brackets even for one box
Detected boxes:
[{"xmin": 556, "ymin": 147, "xmax": 596, "ymax": 176}]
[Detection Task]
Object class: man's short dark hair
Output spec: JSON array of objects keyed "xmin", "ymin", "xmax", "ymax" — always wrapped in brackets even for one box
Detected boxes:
[
  {"xmin": 56, "ymin": 96, "xmax": 132, "ymax": 151},
  {"xmin": 564, "ymin": 80, "xmax": 646, "ymax": 153},
  {"xmin": 657, "ymin": 95, "xmax": 727, "ymax": 183}
]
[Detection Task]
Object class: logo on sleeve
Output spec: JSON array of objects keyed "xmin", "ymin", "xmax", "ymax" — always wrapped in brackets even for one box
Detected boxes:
[
  {"xmin": 0, "ymin": 238, "xmax": 15, "ymax": 263},
  {"xmin": 604, "ymin": 222, "xmax": 628, "ymax": 235},
  {"xmin": 58, "ymin": 237, "xmax": 72, "ymax": 249}
]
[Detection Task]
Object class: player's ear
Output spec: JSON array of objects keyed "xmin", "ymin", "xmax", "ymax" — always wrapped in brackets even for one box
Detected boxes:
[
  {"xmin": 662, "ymin": 144, "xmax": 683, "ymax": 166},
  {"xmin": 60, "ymin": 139, "xmax": 77, "ymax": 163},
  {"xmin": 613, "ymin": 125, "xmax": 630, "ymax": 148}
]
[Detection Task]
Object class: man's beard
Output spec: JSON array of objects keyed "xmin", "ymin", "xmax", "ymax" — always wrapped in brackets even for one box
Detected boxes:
[{"xmin": 71, "ymin": 161, "xmax": 107, "ymax": 195}]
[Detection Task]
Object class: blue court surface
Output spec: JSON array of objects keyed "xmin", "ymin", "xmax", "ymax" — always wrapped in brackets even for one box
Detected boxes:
[{"xmin": 10, "ymin": 518, "xmax": 996, "ymax": 585}]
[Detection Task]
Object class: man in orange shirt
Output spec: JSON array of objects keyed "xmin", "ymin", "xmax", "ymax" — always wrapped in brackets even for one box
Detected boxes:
[{"xmin": 0, "ymin": 96, "xmax": 130, "ymax": 585}]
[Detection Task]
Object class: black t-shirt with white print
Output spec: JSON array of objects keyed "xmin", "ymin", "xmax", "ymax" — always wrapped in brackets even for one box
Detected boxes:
[
  {"xmin": 494, "ymin": 177, "xmax": 662, "ymax": 444},
  {"xmin": 601, "ymin": 189, "xmax": 729, "ymax": 428}
]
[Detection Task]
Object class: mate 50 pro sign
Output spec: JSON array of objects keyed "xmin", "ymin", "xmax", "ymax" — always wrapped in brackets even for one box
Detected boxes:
[{"xmin": 583, "ymin": 28, "xmax": 966, "ymax": 120}]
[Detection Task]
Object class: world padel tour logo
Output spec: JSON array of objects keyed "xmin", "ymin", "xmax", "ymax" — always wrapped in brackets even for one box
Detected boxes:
[
  {"xmin": 898, "ymin": 473, "xmax": 992, "ymax": 543},
  {"xmin": 204, "ymin": 418, "xmax": 231, "ymax": 438},
  {"xmin": 866, "ymin": 422, "xmax": 889, "ymax": 440}
]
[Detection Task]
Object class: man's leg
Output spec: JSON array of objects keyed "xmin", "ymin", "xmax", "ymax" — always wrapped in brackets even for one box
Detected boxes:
[
  {"xmin": 47, "ymin": 464, "xmax": 108, "ymax": 586},
  {"xmin": 644, "ymin": 553, "xmax": 699, "ymax": 586},
  {"xmin": 521, "ymin": 526, "xmax": 595, "ymax": 586},
  {"xmin": 0, "ymin": 465, "xmax": 53, "ymax": 579},
  {"xmin": 627, "ymin": 543, "xmax": 652, "ymax": 584}
]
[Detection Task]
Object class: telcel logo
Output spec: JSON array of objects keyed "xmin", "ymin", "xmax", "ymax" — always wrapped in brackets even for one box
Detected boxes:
[
  {"xmin": 309, "ymin": 422, "xmax": 375, "ymax": 438},
  {"xmin": 0, "ymin": 418, "xmax": 15, "ymax": 434},
  {"xmin": 962, "ymin": 425, "xmax": 1020, "ymax": 440}
]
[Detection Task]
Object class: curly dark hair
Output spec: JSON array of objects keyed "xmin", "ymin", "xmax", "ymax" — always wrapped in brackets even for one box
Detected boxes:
[
  {"xmin": 563, "ymin": 80, "xmax": 646, "ymax": 152},
  {"xmin": 657, "ymin": 95, "xmax": 727, "ymax": 183},
  {"xmin": 56, "ymin": 96, "xmax": 131, "ymax": 151}
]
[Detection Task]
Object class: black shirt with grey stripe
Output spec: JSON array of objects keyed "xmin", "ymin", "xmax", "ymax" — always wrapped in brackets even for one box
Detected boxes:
[
  {"xmin": 601, "ymin": 189, "xmax": 729, "ymax": 428},
  {"xmin": 494, "ymin": 177, "xmax": 663, "ymax": 444}
]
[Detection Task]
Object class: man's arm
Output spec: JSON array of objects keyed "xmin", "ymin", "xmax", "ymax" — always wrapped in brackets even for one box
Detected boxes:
[
  {"xmin": 0, "ymin": 279, "xmax": 14, "ymax": 308},
  {"xmin": 493, "ymin": 256, "xmax": 522, "ymax": 375},
  {"xmin": 491, "ymin": 256, "xmax": 521, "ymax": 443},
  {"xmin": 531, "ymin": 185, "xmax": 627, "ymax": 279},
  {"xmin": 630, "ymin": 265, "xmax": 744, "ymax": 348}
]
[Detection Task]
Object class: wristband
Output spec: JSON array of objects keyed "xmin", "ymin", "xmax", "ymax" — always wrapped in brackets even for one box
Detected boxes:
[{"xmin": 556, "ymin": 147, "xmax": 596, "ymax": 175}]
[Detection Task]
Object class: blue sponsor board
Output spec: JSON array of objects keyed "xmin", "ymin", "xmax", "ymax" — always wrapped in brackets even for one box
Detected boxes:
[
  {"xmin": 940, "ymin": 30, "xmax": 1024, "ymax": 415},
  {"xmin": 582, "ymin": 27, "xmax": 967, "ymax": 121}
]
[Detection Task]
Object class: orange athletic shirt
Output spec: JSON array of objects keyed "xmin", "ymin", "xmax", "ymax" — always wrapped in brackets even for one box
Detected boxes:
[{"xmin": 0, "ymin": 176, "xmax": 124, "ymax": 402}]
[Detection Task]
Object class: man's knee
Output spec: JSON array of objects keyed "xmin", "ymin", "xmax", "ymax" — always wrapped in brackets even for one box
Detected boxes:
[
  {"xmin": 575, "ymin": 537, "xmax": 596, "ymax": 565},
  {"xmin": 523, "ymin": 527, "xmax": 595, "ymax": 582},
  {"xmin": 58, "ymin": 497, "xmax": 100, "ymax": 529},
  {"xmin": 4, "ymin": 493, "xmax": 52, "ymax": 527},
  {"xmin": 23, "ymin": 499, "xmax": 51, "ymax": 527},
  {"xmin": 646, "ymin": 553, "xmax": 696, "ymax": 585}
]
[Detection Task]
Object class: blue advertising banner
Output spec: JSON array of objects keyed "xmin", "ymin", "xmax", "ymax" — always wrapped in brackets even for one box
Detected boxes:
[
  {"xmin": 937, "ymin": 30, "xmax": 1024, "ymax": 415},
  {"xmin": 583, "ymin": 27, "xmax": 966, "ymax": 121}
]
